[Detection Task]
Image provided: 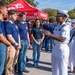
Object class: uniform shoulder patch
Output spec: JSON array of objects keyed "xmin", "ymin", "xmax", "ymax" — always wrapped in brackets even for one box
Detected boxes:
[{"xmin": 63, "ymin": 24, "xmax": 66, "ymax": 26}]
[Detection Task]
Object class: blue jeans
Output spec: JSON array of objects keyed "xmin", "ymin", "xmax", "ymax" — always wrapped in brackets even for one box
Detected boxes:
[
  {"xmin": 42, "ymin": 38, "xmax": 45, "ymax": 47},
  {"xmin": 18, "ymin": 40, "xmax": 28, "ymax": 71},
  {"xmin": 50, "ymin": 38, "xmax": 53, "ymax": 52},
  {"xmin": 0, "ymin": 43, "xmax": 6, "ymax": 75},
  {"xmin": 32, "ymin": 39, "xmax": 42, "ymax": 64},
  {"xmin": 45, "ymin": 36, "xmax": 53, "ymax": 52}
]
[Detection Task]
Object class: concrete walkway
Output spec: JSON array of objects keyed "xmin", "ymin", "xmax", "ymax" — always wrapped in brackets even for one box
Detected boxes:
[
  {"xmin": 22, "ymin": 49, "xmax": 75, "ymax": 75},
  {"xmin": 24, "ymin": 49, "xmax": 52, "ymax": 75}
]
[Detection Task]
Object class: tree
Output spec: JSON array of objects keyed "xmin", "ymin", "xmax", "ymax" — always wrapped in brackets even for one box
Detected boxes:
[
  {"xmin": 42, "ymin": 8, "xmax": 57, "ymax": 21},
  {"xmin": 0, "ymin": 0, "xmax": 38, "ymax": 7},
  {"xmin": 68, "ymin": 8, "xmax": 75, "ymax": 19},
  {"xmin": 26, "ymin": 0, "xmax": 38, "ymax": 7},
  {"xmin": 0, "ymin": 0, "xmax": 15, "ymax": 4}
]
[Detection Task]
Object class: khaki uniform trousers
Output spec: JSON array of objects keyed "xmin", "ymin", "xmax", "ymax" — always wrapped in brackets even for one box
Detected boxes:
[{"xmin": 5, "ymin": 45, "xmax": 19, "ymax": 75}]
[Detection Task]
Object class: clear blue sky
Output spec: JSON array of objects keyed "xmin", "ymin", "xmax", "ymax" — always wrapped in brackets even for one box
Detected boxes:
[{"xmin": 35, "ymin": 0, "xmax": 75, "ymax": 11}]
